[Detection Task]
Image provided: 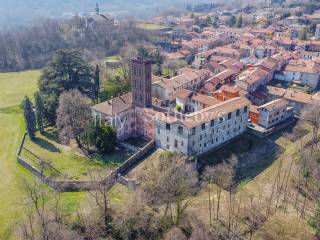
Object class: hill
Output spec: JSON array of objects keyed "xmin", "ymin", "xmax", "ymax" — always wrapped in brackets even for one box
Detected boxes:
[{"xmin": 0, "ymin": 0, "xmax": 188, "ymax": 28}]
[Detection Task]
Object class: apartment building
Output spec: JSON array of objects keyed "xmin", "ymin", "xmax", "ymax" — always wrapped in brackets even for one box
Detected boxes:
[
  {"xmin": 155, "ymin": 97, "xmax": 250, "ymax": 156},
  {"xmin": 249, "ymin": 99, "xmax": 294, "ymax": 129},
  {"xmin": 152, "ymin": 68, "xmax": 212, "ymax": 100},
  {"xmin": 274, "ymin": 59, "xmax": 320, "ymax": 90},
  {"xmin": 175, "ymin": 89, "xmax": 221, "ymax": 113}
]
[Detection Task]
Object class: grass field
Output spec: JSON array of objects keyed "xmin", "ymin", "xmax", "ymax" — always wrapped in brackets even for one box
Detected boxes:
[
  {"xmin": 136, "ymin": 22, "xmax": 170, "ymax": 30},
  {"xmin": 0, "ymin": 71, "xmax": 86, "ymax": 239},
  {"xmin": 0, "ymin": 71, "xmax": 40, "ymax": 239},
  {"xmin": 21, "ymin": 129, "xmax": 132, "ymax": 180}
]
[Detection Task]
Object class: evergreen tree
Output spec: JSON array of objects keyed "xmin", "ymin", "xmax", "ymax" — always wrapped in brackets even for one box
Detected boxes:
[
  {"xmin": 39, "ymin": 49, "xmax": 94, "ymax": 123},
  {"xmin": 93, "ymin": 65, "xmax": 100, "ymax": 103},
  {"xmin": 138, "ymin": 47, "xmax": 149, "ymax": 60},
  {"xmin": 236, "ymin": 15, "xmax": 243, "ymax": 28},
  {"xmin": 34, "ymin": 91, "xmax": 45, "ymax": 133},
  {"xmin": 95, "ymin": 125, "xmax": 117, "ymax": 153},
  {"xmin": 300, "ymin": 27, "xmax": 308, "ymax": 40},
  {"xmin": 227, "ymin": 15, "xmax": 236, "ymax": 27},
  {"xmin": 23, "ymin": 96, "xmax": 36, "ymax": 140}
]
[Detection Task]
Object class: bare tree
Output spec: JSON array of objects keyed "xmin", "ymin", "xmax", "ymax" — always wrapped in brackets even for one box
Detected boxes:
[
  {"xmin": 114, "ymin": 193, "xmax": 162, "ymax": 240},
  {"xmin": 240, "ymin": 198, "xmax": 267, "ymax": 240},
  {"xmin": 301, "ymin": 101, "xmax": 320, "ymax": 152},
  {"xmin": 210, "ymin": 156, "xmax": 237, "ymax": 221},
  {"xmin": 17, "ymin": 179, "xmax": 79, "ymax": 240},
  {"xmin": 138, "ymin": 152, "xmax": 199, "ymax": 226},
  {"xmin": 203, "ymin": 167, "xmax": 216, "ymax": 226},
  {"xmin": 56, "ymin": 89, "xmax": 91, "ymax": 148},
  {"xmin": 164, "ymin": 227, "xmax": 187, "ymax": 240}
]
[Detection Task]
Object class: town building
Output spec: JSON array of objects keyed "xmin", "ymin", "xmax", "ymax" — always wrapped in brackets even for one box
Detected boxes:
[
  {"xmin": 264, "ymin": 86, "xmax": 320, "ymax": 114},
  {"xmin": 175, "ymin": 89, "xmax": 221, "ymax": 113},
  {"xmin": 152, "ymin": 68, "xmax": 212, "ymax": 101},
  {"xmin": 92, "ymin": 58, "xmax": 157, "ymax": 140},
  {"xmin": 249, "ymin": 99, "xmax": 294, "ymax": 129},
  {"xmin": 155, "ymin": 97, "xmax": 250, "ymax": 156},
  {"xmin": 274, "ymin": 59, "xmax": 320, "ymax": 90}
]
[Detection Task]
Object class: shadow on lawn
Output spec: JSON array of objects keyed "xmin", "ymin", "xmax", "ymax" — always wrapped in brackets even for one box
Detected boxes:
[
  {"xmin": 34, "ymin": 137, "xmax": 60, "ymax": 153},
  {"xmin": 42, "ymin": 129, "xmax": 59, "ymax": 142},
  {"xmin": 199, "ymin": 133, "xmax": 283, "ymax": 184}
]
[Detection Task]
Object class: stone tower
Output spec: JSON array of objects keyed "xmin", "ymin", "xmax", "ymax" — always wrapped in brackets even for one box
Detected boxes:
[{"xmin": 130, "ymin": 58, "xmax": 152, "ymax": 108}]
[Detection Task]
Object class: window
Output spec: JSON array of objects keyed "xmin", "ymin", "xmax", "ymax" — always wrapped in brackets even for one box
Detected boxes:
[
  {"xmin": 167, "ymin": 137, "xmax": 169, "ymax": 142},
  {"xmin": 166, "ymin": 124, "xmax": 171, "ymax": 130},
  {"xmin": 244, "ymin": 106, "xmax": 248, "ymax": 113},
  {"xmin": 191, "ymin": 127, "xmax": 196, "ymax": 135},
  {"xmin": 181, "ymin": 141, "xmax": 184, "ymax": 147},
  {"xmin": 157, "ymin": 128, "xmax": 160, "ymax": 134},
  {"xmin": 228, "ymin": 112, "xmax": 232, "ymax": 119},
  {"xmin": 204, "ymin": 143, "xmax": 207, "ymax": 148},
  {"xmin": 200, "ymin": 135, "xmax": 203, "ymax": 141},
  {"xmin": 178, "ymin": 126, "xmax": 183, "ymax": 135},
  {"xmin": 210, "ymin": 120, "xmax": 215, "ymax": 127},
  {"xmin": 201, "ymin": 123, "xmax": 206, "ymax": 130},
  {"xmin": 236, "ymin": 109, "xmax": 240, "ymax": 116},
  {"xmin": 166, "ymin": 145, "xmax": 170, "ymax": 149},
  {"xmin": 174, "ymin": 140, "xmax": 178, "ymax": 148},
  {"xmin": 219, "ymin": 117, "xmax": 224, "ymax": 123}
]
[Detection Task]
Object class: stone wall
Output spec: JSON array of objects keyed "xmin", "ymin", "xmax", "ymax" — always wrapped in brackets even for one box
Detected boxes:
[{"xmin": 17, "ymin": 133, "xmax": 155, "ymax": 192}]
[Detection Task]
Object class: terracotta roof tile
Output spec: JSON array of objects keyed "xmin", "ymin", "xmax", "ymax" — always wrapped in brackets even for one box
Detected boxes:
[{"xmin": 91, "ymin": 93, "xmax": 132, "ymax": 116}]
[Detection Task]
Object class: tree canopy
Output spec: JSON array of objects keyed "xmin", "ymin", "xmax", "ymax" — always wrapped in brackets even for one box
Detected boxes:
[
  {"xmin": 39, "ymin": 49, "xmax": 94, "ymax": 122},
  {"xmin": 56, "ymin": 89, "xmax": 91, "ymax": 147}
]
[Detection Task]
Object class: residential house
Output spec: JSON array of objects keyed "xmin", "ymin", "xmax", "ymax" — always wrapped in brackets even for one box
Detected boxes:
[
  {"xmin": 236, "ymin": 68, "xmax": 270, "ymax": 93},
  {"xmin": 175, "ymin": 89, "xmax": 221, "ymax": 113},
  {"xmin": 274, "ymin": 59, "xmax": 320, "ymax": 90},
  {"xmin": 265, "ymin": 86, "xmax": 320, "ymax": 113},
  {"xmin": 152, "ymin": 68, "xmax": 212, "ymax": 100},
  {"xmin": 203, "ymin": 69, "xmax": 237, "ymax": 93},
  {"xmin": 249, "ymin": 99, "xmax": 294, "ymax": 129}
]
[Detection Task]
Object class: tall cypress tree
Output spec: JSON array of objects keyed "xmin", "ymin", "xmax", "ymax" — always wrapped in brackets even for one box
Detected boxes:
[
  {"xmin": 93, "ymin": 64, "xmax": 100, "ymax": 103},
  {"xmin": 23, "ymin": 96, "xmax": 36, "ymax": 140},
  {"xmin": 34, "ymin": 91, "xmax": 45, "ymax": 133}
]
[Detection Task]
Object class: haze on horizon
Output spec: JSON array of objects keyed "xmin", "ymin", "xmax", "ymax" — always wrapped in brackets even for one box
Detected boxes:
[{"xmin": 0, "ymin": 0, "xmax": 215, "ymax": 28}]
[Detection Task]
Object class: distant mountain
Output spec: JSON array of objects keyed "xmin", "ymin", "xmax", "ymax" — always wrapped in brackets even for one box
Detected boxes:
[{"xmin": 0, "ymin": 0, "xmax": 194, "ymax": 28}]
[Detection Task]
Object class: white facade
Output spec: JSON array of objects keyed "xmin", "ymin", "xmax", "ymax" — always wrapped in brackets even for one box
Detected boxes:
[
  {"xmin": 282, "ymin": 70, "xmax": 320, "ymax": 90},
  {"xmin": 257, "ymin": 100, "xmax": 294, "ymax": 129},
  {"xmin": 155, "ymin": 98, "xmax": 250, "ymax": 156}
]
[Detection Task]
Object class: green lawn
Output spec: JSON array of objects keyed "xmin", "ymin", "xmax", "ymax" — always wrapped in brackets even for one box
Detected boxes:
[
  {"xmin": 0, "ymin": 71, "xmax": 40, "ymax": 239},
  {"xmin": 0, "ymin": 71, "xmax": 40, "ymax": 109},
  {"xmin": 136, "ymin": 22, "xmax": 170, "ymax": 30},
  {"xmin": 21, "ymin": 129, "xmax": 132, "ymax": 180},
  {"xmin": 0, "ymin": 71, "xmax": 85, "ymax": 239}
]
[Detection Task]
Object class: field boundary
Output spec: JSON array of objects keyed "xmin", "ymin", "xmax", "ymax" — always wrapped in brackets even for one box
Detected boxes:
[{"xmin": 17, "ymin": 133, "xmax": 155, "ymax": 192}]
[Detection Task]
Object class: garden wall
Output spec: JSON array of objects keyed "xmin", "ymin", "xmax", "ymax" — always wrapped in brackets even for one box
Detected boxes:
[{"xmin": 17, "ymin": 133, "xmax": 155, "ymax": 192}]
